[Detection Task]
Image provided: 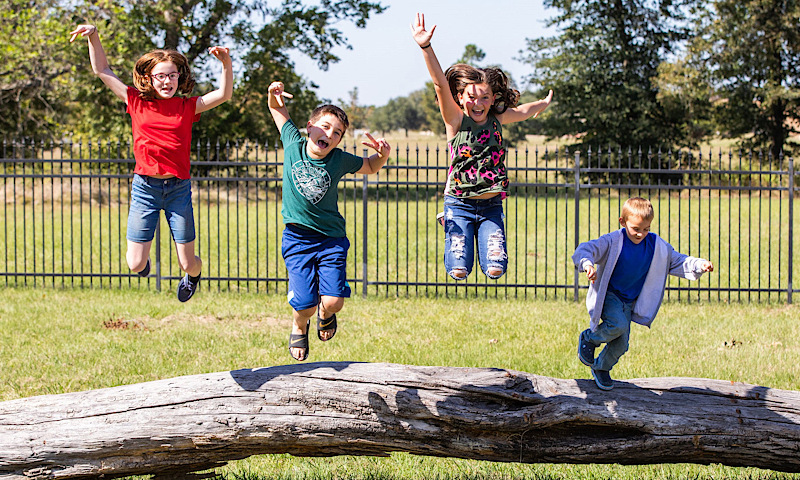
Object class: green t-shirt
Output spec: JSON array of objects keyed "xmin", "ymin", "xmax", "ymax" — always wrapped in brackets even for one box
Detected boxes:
[
  {"xmin": 445, "ymin": 114, "xmax": 508, "ymax": 198},
  {"xmin": 280, "ymin": 120, "xmax": 363, "ymax": 237}
]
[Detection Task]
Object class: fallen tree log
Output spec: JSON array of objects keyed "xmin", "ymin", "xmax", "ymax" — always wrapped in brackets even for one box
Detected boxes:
[{"xmin": 1, "ymin": 362, "xmax": 799, "ymax": 479}]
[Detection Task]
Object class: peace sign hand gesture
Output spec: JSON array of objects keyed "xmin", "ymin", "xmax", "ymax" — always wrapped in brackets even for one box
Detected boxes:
[{"xmin": 362, "ymin": 133, "xmax": 390, "ymax": 160}]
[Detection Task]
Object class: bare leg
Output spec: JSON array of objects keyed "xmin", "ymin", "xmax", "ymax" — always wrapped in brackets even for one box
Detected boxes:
[
  {"xmin": 126, "ymin": 240, "xmax": 152, "ymax": 273},
  {"xmin": 291, "ymin": 306, "xmax": 316, "ymax": 360},
  {"xmin": 317, "ymin": 295, "xmax": 344, "ymax": 341},
  {"xmin": 174, "ymin": 241, "xmax": 202, "ymax": 277}
]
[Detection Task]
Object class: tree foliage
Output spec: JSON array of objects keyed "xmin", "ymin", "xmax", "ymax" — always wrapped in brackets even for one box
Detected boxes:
[
  {"xmin": 703, "ymin": 0, "xmax": 800, "ymax": 158},
  {"xmin": 521, "ymin": 0, "xmax": 695, "ymax": 150},
  {"xmin": 1, "ymin": 0, "xmax": 386, "ymax": 144}
]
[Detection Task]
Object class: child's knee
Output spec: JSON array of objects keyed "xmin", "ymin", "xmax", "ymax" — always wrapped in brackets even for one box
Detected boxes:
[
  {"xmin": 449, "ymin": 267, "xmax": 469, "ymax": 280},
  {"xmin": 486, "ymin": 266, "xmax": 505, "ymax": 279},
  {"xmin": 320, "ymin": 296, "xmax": 344, "ymax": 314}
]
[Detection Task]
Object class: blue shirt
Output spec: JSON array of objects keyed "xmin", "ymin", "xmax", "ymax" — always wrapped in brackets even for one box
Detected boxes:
[{"xmin": 608, "ymin": 232, "xmax": 656, "ymax": 303}]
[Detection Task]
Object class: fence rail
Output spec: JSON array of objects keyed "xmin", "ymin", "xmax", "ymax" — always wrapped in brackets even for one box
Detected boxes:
[{"xmin": 1, "ymin": 138, "xmax": 796, "ymax": 303}]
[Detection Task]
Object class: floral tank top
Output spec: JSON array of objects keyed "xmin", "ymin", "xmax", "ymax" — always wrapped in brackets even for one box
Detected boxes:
[{"xmin": 444, "ymin": 114, "xmax": 508, "ymax": 198}]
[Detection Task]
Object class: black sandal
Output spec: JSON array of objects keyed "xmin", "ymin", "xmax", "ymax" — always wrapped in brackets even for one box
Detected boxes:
[
  {"xmin": 289, "ymin": 320, "xmax": 310, "ymax": 361},
  {"xmin": 316, "ymin": 313, "xmax": 337, "ymax": 342}
]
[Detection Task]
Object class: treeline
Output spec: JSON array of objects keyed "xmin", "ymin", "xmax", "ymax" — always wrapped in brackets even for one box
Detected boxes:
[{"xmin": 1, "ymin": 0, "xmax": 799, "ymax": 158}]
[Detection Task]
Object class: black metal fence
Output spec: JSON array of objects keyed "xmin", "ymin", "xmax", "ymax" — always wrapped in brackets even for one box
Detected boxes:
[{"xmin": 1, "ymin": 138, "xmax": 796, "ymax": 303}]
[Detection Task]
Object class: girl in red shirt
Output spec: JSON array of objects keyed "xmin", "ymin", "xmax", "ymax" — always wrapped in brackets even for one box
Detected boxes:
[{"xmin": 70, "ymin": 24, "xmax": 233, "ymax": 302}]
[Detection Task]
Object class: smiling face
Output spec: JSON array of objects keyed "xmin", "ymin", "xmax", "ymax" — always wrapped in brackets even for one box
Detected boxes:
[
  {"xmin": 306, "ymin": 113, "xmax": 346, "ymax": 159},
  {"xmin": 620, "ymin": 214, "xmax": 652, "ymax": 244},
  {"xmin": 457, "ymin": 82, "xmax": 494, "ymax": 124},
  {"xmin": 149, "ymin": 61, "xmax": 180, "ymax": 99}
]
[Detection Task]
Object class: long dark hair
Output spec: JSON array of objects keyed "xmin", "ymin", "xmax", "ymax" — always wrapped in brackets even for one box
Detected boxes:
[{"xmin": 444, "ymin": 63, "xmax": 520, "ymax": 115}]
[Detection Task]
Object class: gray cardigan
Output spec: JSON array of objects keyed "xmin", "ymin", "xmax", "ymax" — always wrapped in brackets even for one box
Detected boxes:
[{"xmin": 572, "ymin": 229, "xmax": 709, "ymax": 331}]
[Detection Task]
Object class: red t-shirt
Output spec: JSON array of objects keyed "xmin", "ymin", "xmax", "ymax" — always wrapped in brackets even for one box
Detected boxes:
[{"xmin": 126, "ymin": 86, "xmax": 201, "ymax": 179}]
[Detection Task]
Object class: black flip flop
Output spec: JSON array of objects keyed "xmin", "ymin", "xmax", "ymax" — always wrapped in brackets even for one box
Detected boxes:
[
  {"xmin": 316, "ymin": 313, "xmax": 337, "ymax": 342},
  {"xmin": 289, "ymin": 320, "xmax": 310, "ymax": 361}
]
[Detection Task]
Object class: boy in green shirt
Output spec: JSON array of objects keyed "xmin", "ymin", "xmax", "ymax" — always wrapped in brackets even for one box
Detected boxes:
[{"xmin": 267, "ymin": 81, "xmax": 391, "ymax": 361}]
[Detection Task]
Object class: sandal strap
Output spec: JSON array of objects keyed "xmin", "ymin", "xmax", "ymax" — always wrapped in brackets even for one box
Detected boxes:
[
  {"xmin": 316, "ymin": 313, "xmax": 337, "ymax": 341},
  {"xmin": 289, "ymin": 320, "xmax": 310, "ymax": 361}
]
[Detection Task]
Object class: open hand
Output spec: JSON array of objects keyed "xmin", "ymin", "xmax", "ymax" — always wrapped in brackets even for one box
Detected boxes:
[
  {"xmin": 410, "ymin": 12, "xmax": 435, "ymax": 47},
  {"xmin": 69, "ymin": 24, "xmax": 96, "ymax": 43},
  {"xmin": 268, "ymin": 81, "xmax": 293, "ymax": 108},
  {"xmin": 362, "ymin": 133, "xmax": 390, "ymax": 159}
]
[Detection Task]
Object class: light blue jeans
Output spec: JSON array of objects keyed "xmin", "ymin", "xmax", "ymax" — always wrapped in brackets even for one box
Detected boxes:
[
  {"xmin": 583, "ymin": 291, "xmax": 632, "ymax": 371},
  {"xmin": 443, "ymin": 195, "xmax": 507, "ymax": 280}
]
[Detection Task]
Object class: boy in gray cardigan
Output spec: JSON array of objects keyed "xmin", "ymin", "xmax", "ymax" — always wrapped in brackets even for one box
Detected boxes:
[{"xmin": 572, "ymin": 197, "xmax": 714, "ymax": 390}]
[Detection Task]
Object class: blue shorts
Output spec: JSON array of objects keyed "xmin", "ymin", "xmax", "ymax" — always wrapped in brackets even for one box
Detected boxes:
[
  {"xmin": 126, "ymin": 174, "xmax": 196, "ymax": 244},
  {"xmin": 281, "ymin": 224, "xmax": 351, "ymax": 311}
]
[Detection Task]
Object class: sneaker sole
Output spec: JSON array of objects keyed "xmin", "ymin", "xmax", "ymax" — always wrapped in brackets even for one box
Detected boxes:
[{"xmin": 591, "ymin": 370, "xmax": 614, "ymax": 390}]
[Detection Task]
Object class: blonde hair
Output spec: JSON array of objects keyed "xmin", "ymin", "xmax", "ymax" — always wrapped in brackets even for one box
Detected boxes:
[
  {"xmin": 132, "ymin": 49, "xmax": 196, "ymax": 101},
  {"xmin": 620, "ymin": 197, "xmax": 654, "ymax": 222}
]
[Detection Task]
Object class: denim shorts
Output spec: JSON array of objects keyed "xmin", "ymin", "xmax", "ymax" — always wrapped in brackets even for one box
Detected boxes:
[
  {"xmin": 282, "ymin": 224, "xmax": 351, "ymax": 311},
  {"xmin": 126, "ymin": 174, "xmax": 196, "ymax": 244},
  {"xmin": 443, "ymin": 194, "xmax": 508, "ymax": 279}
]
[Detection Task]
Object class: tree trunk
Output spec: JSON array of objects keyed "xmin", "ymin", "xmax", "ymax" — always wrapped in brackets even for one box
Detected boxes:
[{"xmin": 1, "ymin": 362, "xmax": 798, "ymax": 479}]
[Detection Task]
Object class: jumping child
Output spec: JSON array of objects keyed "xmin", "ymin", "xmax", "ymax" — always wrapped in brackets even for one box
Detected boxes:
[
  {"xmin": 267, "ymin": 81, "xmax": 391, "ymax": 361},
  {"xmin": 411, "ymin": 12, "xmax": 553, "ymax": 281},
  {"xmin": 70, "ymin": 24, "xmax": 233, "ymax": 302},
  {"xmin": 573, "ymin": 197, "xmax": 714, "ymax": 390}
]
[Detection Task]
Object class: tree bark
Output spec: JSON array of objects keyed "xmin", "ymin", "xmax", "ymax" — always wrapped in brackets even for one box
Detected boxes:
[{"xmin": 1, "ymin": 362, "xmax": 798, "ymax": 479}]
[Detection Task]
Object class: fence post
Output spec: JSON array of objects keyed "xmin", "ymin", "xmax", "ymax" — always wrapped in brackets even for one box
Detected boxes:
[
  {"xmin": 788, "ymin": 157, "xmax": 794, "ymax": 305},
  {"xmin": 155, "ymin": 221, "xmax": 161, "ymax": 292},
  {"xmin": 573, "ymin": 151, "xmax": 581, "ymax": 303},
  {"xmin": 362, "ymin": 172, "xmax": 368, "ymax": 298}
]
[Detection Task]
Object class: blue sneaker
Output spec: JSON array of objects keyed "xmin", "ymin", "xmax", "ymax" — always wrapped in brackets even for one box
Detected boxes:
[
  {"xmin": 578, "ymin": 330, "xmax": 596, "ymax": 367},
  {"xmin": 591, "ymin": 369, "xmax": 614, "ymax": 390},
  {"xmin": 177, "ymin": 274, "xmax": 199, "ymax": 302}
]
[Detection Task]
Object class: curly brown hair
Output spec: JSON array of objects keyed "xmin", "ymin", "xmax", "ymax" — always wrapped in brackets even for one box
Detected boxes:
[
  {"xmin": 132, "ymin": 49, "xmax": 196, "ymax": 101},
  {"xmin": 444, "ymin": 64, "xmax": 520, "ymax": 115}
]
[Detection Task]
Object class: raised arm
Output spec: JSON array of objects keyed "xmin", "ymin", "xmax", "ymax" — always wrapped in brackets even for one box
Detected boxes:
[
  {"xmin": 411, "ymin": 13, "xmax": 463, "ymax": 137},
  {"xmin": 496, "ymin": 90, "xmax": 554, "ymax": 125},
  {"xmin": 69, "ymin": 25, "xmax": 128, "ymax": 103},
  {"xmin": 356, "ymin": 133, "xmax": 391, "ymax": 175},
  {"xmin": 196, "ymin": 46, "xmax": 233, "ymax": 114},
  {"xmin": 267, "ymin": 81, "xmax": 293, "ymax": 132}
]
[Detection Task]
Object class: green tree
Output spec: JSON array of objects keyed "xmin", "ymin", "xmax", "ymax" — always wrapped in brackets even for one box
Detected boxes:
[
  {"xmin": 520, "ymin": 0, "xmax": 695, "ymax": 150},
  {"xmin": 368, "ymin": 92, "xmax": 425, "ymax": 137},
  {"xmin": 4, "ymin": 0, "xmax": 386, "ymax": 142},
  {"xmin": 704, "ymin": 0, "xmax": 800, "ymax": 158},
  {"xmin": 457, "ymin": 44, "xmax": 486, "ymax": 65},
  {"xmin": 338, "ymin": 87, "xmax": 373, "ymax": 135}
]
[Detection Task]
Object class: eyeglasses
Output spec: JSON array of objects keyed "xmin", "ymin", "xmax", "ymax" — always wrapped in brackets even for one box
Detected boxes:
[{"xmin": 150, "ymin": 72, "xmax": 180, "ymax": 82}]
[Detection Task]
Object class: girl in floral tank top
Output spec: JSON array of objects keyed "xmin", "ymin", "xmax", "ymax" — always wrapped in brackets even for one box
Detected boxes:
[{"xmin": 412, "ymin": 13, "xmax": 553, "ymax": 281}]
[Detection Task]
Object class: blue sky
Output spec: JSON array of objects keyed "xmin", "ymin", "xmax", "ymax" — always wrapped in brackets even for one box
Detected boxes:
[{"xmin": 293, "ymin": 1, "xmax": 558, "ymax": 107}]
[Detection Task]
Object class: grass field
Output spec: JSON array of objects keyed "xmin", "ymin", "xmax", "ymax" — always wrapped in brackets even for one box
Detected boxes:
[{"xmin": 2, "ymin": 287, "xmax": 799, "ymax": 479}]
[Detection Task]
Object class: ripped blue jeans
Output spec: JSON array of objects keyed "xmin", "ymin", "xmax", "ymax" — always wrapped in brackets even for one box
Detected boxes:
[{"xmin": 443, "ymin": 195, "xmax": 507, "ymax": 280}]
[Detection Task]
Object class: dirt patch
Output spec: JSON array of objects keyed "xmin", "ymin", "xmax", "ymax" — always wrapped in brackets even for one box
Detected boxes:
[{"xmin": 102, "ymin": 317, "xmax": 148, "ymax": 330}]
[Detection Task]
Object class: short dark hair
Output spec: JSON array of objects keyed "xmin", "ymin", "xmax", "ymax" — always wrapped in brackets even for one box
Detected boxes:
[
  {"xmin": 309, "ymin": 104, "xmax": 349, "ymax": 130},
  {"xmin": 132, "ymin": 49, "xmax": 195, "ymax": 101}
]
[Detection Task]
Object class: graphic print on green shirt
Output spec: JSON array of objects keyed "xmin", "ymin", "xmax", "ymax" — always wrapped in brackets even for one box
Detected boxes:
[
  {"xmin": 444, "ymin": 114, "xmax": 508, "ymax": 198},
  {"xmin": 280, "ymin": 121, "xmax": 362, "ymax": 237}
]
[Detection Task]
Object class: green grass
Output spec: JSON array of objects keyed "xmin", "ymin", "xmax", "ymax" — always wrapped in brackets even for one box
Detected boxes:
[
  {"xmin": 1, "ymin": 287, "xmax": 799, "ymax": 479},
  {"xmin": 2, "ymin": 192, "xmax": 797, "ymax": 302}
]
